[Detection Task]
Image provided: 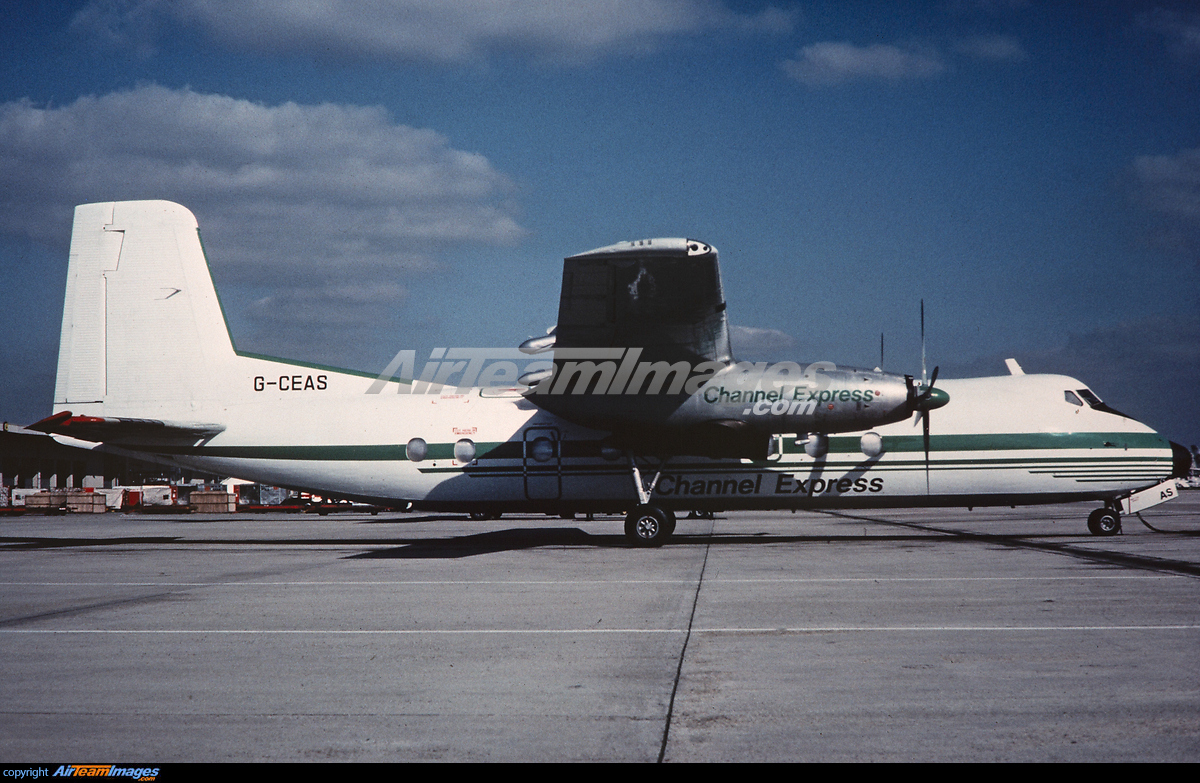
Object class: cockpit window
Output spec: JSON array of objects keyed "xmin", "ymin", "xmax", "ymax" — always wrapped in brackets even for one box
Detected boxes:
[
  {"xmin": 1064, "ymin": 390, "xmax": 1083, "ymax": 406},
  {"xmin": 1075, "ymin": 388, "xmax": 1133, "ymax": 419}
]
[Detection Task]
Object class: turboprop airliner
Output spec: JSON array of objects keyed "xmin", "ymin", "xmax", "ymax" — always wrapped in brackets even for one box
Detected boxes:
[{"xmin": 31, "ymin": 201, "xmax": 1190, "ymax": 545}]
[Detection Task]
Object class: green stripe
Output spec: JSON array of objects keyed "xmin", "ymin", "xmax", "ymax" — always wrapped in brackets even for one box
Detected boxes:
[
  {"xmin": 150, "ymin": 442, "xmax": 505, "ymax": 461},
  {"xmin": 145, "ymin": 432, "xmax": 1170, "ymax": 463},
  {"xmin": 818, "ymin": 432, "xmax": 1168, "ymax": 453}
]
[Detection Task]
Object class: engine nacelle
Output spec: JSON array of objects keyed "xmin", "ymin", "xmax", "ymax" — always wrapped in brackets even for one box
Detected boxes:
[{"xmin": 526, "ymin": 358, "xmax": 936, "ymax": 451}]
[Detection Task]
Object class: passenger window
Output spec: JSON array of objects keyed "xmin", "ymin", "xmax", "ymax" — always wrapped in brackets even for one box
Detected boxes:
[{"xmin": 1064, "ymin": 390, "xmax": 1083, "ymax": 406}]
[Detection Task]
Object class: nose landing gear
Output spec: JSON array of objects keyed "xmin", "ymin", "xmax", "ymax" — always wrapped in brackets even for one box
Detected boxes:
[{"xmin": 1086, "ymin": 507, "xmax": 1122, "ymax": 536}]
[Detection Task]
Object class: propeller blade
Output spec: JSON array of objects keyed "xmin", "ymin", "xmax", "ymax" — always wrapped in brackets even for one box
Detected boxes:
[{"xmin": 923, "ymin": 407, "xmax": 931, "ymax": 494}]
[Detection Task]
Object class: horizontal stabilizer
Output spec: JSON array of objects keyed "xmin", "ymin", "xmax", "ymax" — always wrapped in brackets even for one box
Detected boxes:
[{"xmin": 29, "ymin": 411, "xmax": 225, "ymax": 446}]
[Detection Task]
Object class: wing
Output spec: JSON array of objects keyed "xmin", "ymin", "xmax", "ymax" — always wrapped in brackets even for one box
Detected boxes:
[
  {"xmin": 28, "ymin": 411, "xmax": 225, "ymax": 447},
  {"xmin": 555, "ymin": 238, "xmax": 732, "ymax": 365},
  {"xmin": 524, "ymin": 238, "xmax": 758, "ymax": 454}
]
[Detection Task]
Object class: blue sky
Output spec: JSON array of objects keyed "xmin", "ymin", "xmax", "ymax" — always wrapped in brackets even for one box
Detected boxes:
[{"xmin": 1, "ymin": 1, "xmax": 1198, "ymax": 446}]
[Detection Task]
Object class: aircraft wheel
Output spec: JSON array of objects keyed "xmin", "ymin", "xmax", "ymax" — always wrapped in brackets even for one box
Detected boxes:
[
  {"xmin": 1087, "ymin": 508, "xmax": 1121, "ymax": 536},
  {"xmin": 624, "ymin": 505, "xmax": 674, "ymax": 547}
]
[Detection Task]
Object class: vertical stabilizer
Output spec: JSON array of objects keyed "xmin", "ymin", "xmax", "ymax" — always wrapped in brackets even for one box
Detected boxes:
[{"xmin": 53, "ymin": 201, "xmax": 236, "ymax": 418}]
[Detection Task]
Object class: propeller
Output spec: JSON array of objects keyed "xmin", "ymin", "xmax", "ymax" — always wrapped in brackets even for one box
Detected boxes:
[
  {"xmin": 907, "ymin": 368, "xmax": 945, "ymax": 493},
  {"xmin": 917, "ymin": 367, "xmax": 938, "ymax": 493},
  {"xmin": 908, "ymin": 300, "xmax": 950, "ymax": 493}
]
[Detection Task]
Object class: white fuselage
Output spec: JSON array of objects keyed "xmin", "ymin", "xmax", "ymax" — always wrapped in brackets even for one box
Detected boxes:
[{"xmin": 89, "ymin": 358, "xmax": 1174, "ymax": 512}]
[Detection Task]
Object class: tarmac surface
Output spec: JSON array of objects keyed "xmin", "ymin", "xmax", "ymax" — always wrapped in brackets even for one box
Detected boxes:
[{"xmin": 2, "ymin": 493, "xmax": 1199, "ymax": 762}]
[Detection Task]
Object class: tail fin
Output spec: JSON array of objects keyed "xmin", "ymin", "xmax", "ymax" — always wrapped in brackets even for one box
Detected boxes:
[{"xmin": 54, "ymin": 201, "xmax": 236, "ymax": 419}]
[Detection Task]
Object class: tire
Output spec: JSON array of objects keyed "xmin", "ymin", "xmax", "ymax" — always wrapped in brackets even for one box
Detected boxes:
[
  {"xmin": 624, "ymin": 505, "xmax": 673, "ymax": 547},
  {"xmin": 1087, "ymin": 508, "xmax": 1121, "ymax": 536}
]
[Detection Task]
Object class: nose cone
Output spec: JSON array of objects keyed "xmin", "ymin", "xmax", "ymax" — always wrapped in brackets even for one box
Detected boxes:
[{"xmin": 920, "ymin": 387, "xmax": 950, "ymax": 411}]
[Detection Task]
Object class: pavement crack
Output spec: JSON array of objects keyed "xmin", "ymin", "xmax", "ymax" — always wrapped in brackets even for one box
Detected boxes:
[{"xmin": 658, "ymin": 519, "xmax": 713, "ymax": 763}]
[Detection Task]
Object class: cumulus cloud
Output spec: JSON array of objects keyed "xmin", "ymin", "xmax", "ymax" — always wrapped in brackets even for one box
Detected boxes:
[
  {"xmin": 73, "ymin": 0, "xmax": 795, "ymax": 64},
  {"xmin": 780, "ymin": 42, "xmax": 945, "ymax": 87},
  {"xmin": 0, "ymin": 85, "xmax": 522, "ymax": 274}
]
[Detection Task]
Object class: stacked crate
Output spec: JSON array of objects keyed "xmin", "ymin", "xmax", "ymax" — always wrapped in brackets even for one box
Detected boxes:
[
  {"xmin": 66, "ymin": 489, "xmax": 106, "ymax": 513},
  {"xmin": 22, "ymin": 489, "xmax": 106, "ymax": 513},
  {"xmin": 23, "ymin": 491, "xmax": 63, "ymax": 511},
  {"xmin": 190, "ymin": 491, "xmax": 237, "ymax": 513}
]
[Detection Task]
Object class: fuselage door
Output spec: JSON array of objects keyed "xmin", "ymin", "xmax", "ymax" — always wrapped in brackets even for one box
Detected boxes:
[{"xmin": 523, "ymin": 427, "xmax": 562, "ymax": 500}]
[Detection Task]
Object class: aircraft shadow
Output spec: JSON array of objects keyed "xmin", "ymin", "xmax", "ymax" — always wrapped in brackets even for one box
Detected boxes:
[
  {"xmin": 350, "ymin": 528, "xmax": 620, "ymax": 558},
  {"xmin": 344, "ymin": 526, "xmax": 1111, "ymax": 560},
  {"xmin": 350, "ymin": 525, "xmax": 1200, "ymax": 577}
]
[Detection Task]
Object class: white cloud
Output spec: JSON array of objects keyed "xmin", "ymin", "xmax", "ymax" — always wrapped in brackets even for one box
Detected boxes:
[
  {"xmin": 0, "ymin": 85, "xmax": 523, "ymax": 277},
  {"xmin": 73, "ymin": 0, "xmax": 795, "ymax": 64},
  {"xmin": 780, "ymin": 42, "xmax": 945, "ymax": 87}
]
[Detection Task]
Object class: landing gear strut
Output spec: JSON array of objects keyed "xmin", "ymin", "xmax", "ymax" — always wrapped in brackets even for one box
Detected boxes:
[{"xmin": 1087, "ymin": 506, "xmax": 1121, "ymax": 536}]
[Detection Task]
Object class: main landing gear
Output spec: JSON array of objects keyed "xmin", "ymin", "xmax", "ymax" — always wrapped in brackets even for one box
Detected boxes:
[
  {"xmin": 623, "ymin": 455, "xmax": 676, "ymax": 547},
  {"xmin": 1087, "ymin": 506, "xmax": 1122, "ymax": 536},
  {"xmin": 624, "ymin": 504, "xmax": 677, "ymax": 547}
]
